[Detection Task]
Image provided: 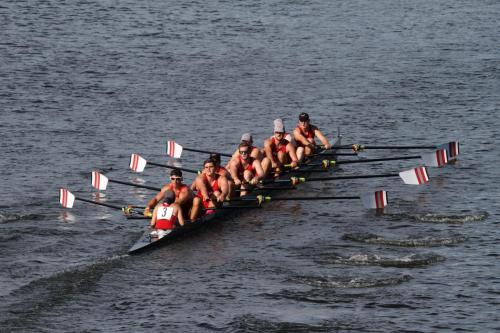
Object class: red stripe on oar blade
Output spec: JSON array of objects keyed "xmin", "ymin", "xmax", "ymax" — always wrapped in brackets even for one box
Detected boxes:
[
  {"xmin": 92, "ymin": 171, "xmax": 99, "ymax": 189},
  {"xmin": 449, "ymin": 142, "xmax": 459, "ymax": 158},
  {"xmin": 131, "ymin": 154, "xmax": 138, "ymax": 171},
  {"xmin": 437, "ymin": 149, "xmax": 448, "ymax": 167},
  {"xmin": 375, "ymin": 191, "xmax": 383, "ymax": 209},
  {"xmin": 415, "ymin": 167, "xmax": 429, "ymax": 184},
  {"xmin": 60, "ymin": 188, "xmax": 66, "ymax": 207}
]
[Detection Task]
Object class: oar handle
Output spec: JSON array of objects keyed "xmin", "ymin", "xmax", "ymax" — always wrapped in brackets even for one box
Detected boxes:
[
  {"xmin": 109, "ymin": 179, "xmax": 161, "ymax": 191},
  {"xmin": 183, "ymin": 147, "xmax": 232, "ymax": 158},
  {"xmin": 147, "ymin": 161, "xmax": 199, "ymax": 174}
]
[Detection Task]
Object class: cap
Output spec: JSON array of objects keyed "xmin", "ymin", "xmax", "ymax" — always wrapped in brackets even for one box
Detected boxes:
[
  {"xmin": 170, "ymin": 169, "xmax": 183, "ymax": 177},
  {"xmin": 273, "ymin": 118, "xmax": 285, "ymax": 133},
  {"xmin": 240, "ymin": 133, "xmax": 253, "ymax": 143},
  {"xmin": 163, "ymin": 190, "xmax": 175, "ymax": 204},
  {"xmin": 299, "ymin": 112, "xmax": 310, "ymax": 122}
]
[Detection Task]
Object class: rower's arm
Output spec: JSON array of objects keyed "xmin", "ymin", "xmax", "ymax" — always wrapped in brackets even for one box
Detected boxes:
[
  {"xmin": 229, "ymin": 159, "xmax": 242, "ymax": 183},
  {"xmin": 219, "ymin": 176, "xmax": 230, "ymax": 199},
  {"xmin": 144, "ymin": 187, "xmax": 167, "ymax": 216},
  {"xmin": 177, "ymin": 187, "xmax": 193, "ymax": 207},
  {"xmin": 174, "ymin": 204, "xmax": 185, "ymax": 226},
  {"xmin": 314, "ymin": 128, "xmax": 331, "ymax": 149},
  {"xmin": 150, "ymin": 205, "xmax": 159, "ymax": 227},
  {"xmin": 253, "ymin": 160, "xmax": 265, "ymax": 180},
  {"xmin": 194, "ymin": 176, "xmax": 211, "ymax": 202},
  {"xmin": 264, "ymin": 139, "xmax": 278, "ymax": 165},
  {"xmin": 293, "ymin": 128, "xmax": 310, "ymax": 146}
]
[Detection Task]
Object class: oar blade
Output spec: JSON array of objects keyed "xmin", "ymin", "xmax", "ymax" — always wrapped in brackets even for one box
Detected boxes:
[
  {"xmin": 91, "ymin": 171, "xmax": 109, "ymax": 190},
  {"xmin": 361, "ymin": 190, "xmax": 388, "ymax": 209},
  {"xmin": 438, "ymin": 141, "xmax": 459, "ymax": 160},
  {"xmin": 421, "ymin": 149, "xmax": 448, "ymax": 168},
  {"xmin": 166, "ymin": 140, "xmax": 183, "ymax": 159},
  {"xmin": 59, "ymin": 188, "xmax": 75, "ymax": 208},
  {"xmin": 399, "ymin": 167, "xmax": 429, "ymax": 185},
  {"xmin": 130, "ymin": 153, "xmax": 147, "ymax": 172}
]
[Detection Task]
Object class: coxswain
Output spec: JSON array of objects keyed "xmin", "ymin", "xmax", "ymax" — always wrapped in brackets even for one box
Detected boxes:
[
  {"xmin": 229, "ymin": 142, "xmax": 265, "ymax": 196},
  {"xmin": 144, "ymin": 169, "xmax": 202, "ymax": 220},
  {"xmin": 231, "ymin": 133, "xmax": 272, "ymax": 176},
  {"xmin": 150, "ymin": 190, "xmax": 185, "ymax": 238},
  {"xmin": 192, "ymin": 158, "xmax": 229, "ymax": 210},
  {"xmin": 293, "ymin": 112, "xmax": 332, "ymax": 161},
  {"xmin": 263, "ymin": 118, "xmax": 299, "ymax": 175}
]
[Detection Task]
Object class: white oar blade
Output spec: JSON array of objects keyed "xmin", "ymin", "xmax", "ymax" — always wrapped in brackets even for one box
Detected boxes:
[
  {"xmin": 91, "ymin": 171, "xmax": 109, "ymax": 190},
  {"xmin": 421, "ymin": 149, "xmax": 448, "ymax": 167},
  {"xmin": 399, "ymin": 167, "xmax": 429, "ymax": 185},
  {"xmin": 166, "ymin": 140, "xmax": 183, "ymax": 158},
  {"xmin": 130, "ymin": 153, "xmax": 147, "ymax": 172},
  {"xmin": 361, "ymin": 190, "xmax": 388, "ymax": 209},
  {"xmin": 59, "ymin": 188, "xmax": 75, "ymax": 208},
  {"xmin": 438, "ymin": 141, "xmax": 459, "ymax": 160}
]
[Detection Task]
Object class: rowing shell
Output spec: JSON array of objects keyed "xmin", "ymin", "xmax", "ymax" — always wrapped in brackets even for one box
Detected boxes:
[{"xmin": 127, "ymin": 135, "xmax": 343, "ymax": 255}]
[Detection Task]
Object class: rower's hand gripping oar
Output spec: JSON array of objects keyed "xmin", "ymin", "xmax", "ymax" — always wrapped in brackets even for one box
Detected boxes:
[
  {"xmin": 130, "ymin": 153, "xmax": 199, "ymax": 174},
  {"xmin": 166, "ymin": 140, "xmax": 232, "ymax": 159},
  {"xmin": 267, "ymin": 166, "xmax": 430, "ymax": 186},
  {"xmin": 59, "ymin": 188, "xmax": 141, "ymax": 215},
  {"xmin": 315, "ymin": 148, "xmax": 449, "ymax": 169},
  {"xmin": 250, "ymin": 190, "xmax": 388, "ymax": 209}
]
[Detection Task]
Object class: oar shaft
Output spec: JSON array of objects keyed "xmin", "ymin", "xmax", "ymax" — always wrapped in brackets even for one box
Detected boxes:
[
  {"xmin": 335, "ymin": 145, "xmax": 435, "ymax": 150},
  {"xmin": 304, "ymin": 173, "xmax": 398, "ymax": 182},
  {"xmin": 264, "ymin": 196, "xmax": 359, "ymax": 201},
  {"xmin": 183, "ymin": 147, "xmax": 232, "ymax": 158},
  {"xmin": 75, "ymin": 197, "xmax": 124, "ymax": 211},
  {"xmin": 337, "ymin": 155, "xmax": 421, "ymax": 164},
  {"xmin": 147, "ymin": 161, "xmax": 199, "ymax": 174},
  {"xmin": 109, "ymin": 179, "xmax": 161, "ymax": 191}
]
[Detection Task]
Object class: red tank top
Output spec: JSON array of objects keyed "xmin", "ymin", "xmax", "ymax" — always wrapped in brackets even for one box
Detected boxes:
[
  {"xmin": 155, "ymin": 203, "xmax": 178, "ymax": 230},
  {"xmin": 237, "ymin": 156, "xmax": 255, "ymax": 178},
  {"xmin": 196, "ymin": 174, "xmax": 220, "ymax": 209},
  {"xmin": 169, "ymin": 184, "xmax": 188, "ymax": 199},
  {"xmin": 296, "ymin": 124, "xmax": 315, "ymax": 147},
  {"xmin": 270, "ymin": 137, "xmax": 289, "ymax": 155}
]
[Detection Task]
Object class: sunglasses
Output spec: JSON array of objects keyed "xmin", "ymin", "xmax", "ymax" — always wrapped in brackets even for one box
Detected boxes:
[
  {"xmin": 170, "ymin": 177, "xmax": 183, "ymax": 181},
  {"xmin": 239, "ymin": 150, "xmax": 249, "ymax": 154}
]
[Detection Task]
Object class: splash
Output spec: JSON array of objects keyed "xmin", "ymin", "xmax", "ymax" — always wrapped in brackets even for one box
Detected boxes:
[{"xmin": 342, "ymin": 232, "xmax": 468, "ymax": 247}]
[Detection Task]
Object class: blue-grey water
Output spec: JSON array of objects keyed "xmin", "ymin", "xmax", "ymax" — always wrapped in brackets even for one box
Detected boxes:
[{"xmin": 1, "ymin": 0, "xmax": 499, "ymax": 332}]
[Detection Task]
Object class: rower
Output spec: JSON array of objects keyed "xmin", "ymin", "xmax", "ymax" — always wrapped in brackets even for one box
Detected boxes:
[
  {"xmin": 229, "ymin": 142, "xmax": 265, "ymax": 196},
  {"xmin": 209, "ymin": 153, "xmax": 231, "ymax": 179},
  {"xmin": 231, "ymin": 133, "xmax": 272, "ymax": 176},
  {"xmin": 293, "ymin": 112, "xmax": 332, "ymax": 161},
  {"xmin": 263, "ymin": 118, "xmax": 299, "ymax": 175},
  {"xmin": 192, "ymin": 158, "xmax": 229, "ymax": 210},
  {"xmin": 150, "ymin": 190, "xmax": 185, "ymax": 238},
  {"xmin": 144, "ymin": 169, "xmax": 202, "ymax": 220}
]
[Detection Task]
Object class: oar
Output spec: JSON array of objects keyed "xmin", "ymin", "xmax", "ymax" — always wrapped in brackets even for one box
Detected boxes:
[
  {"xmin": 228, "ymin": 191, "xmax": 388, "ymax": 209},
  {"xmin": 327, "ymin": 141, "xmax": 460, "ymax": 159},
  {"xmin": 91, "ymin": 171, "xmax": 161, "ymax": 191},
  {"xmin": 125, "ymin": 204, "xmax": 262, "ymax": 220},
  {"xmin": 166, "ymin": 140, "xmax": 232, "ymax": 159},
  {"xmin": 311, "ymin": 149, "xmax": 449, "ymax": 169},
  {"xmin": 59, "ymin": 188, "xmax": 141, "ymax": 215},
  {"xmin": 266, "ymin": 166, "xmax": 430, "ymax": 186},
  {"xmin": 130, "ymin": 153, "xmax": 199, "ymax": 174}
]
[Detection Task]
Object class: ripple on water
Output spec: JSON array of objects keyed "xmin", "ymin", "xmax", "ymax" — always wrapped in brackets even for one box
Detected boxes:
[
  {"xmin": 385, "ymin": 211, "xmax": 489, "ymax": 224},
  {"xmin": 342, "ymin": 232, "xmax": 468, "ymax": 247}
]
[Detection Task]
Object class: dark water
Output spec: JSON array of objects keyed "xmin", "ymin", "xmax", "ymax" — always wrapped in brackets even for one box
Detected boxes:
[{"xmin": 1, "ymin": 0, "xmax": 499, "ymax": 332}]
